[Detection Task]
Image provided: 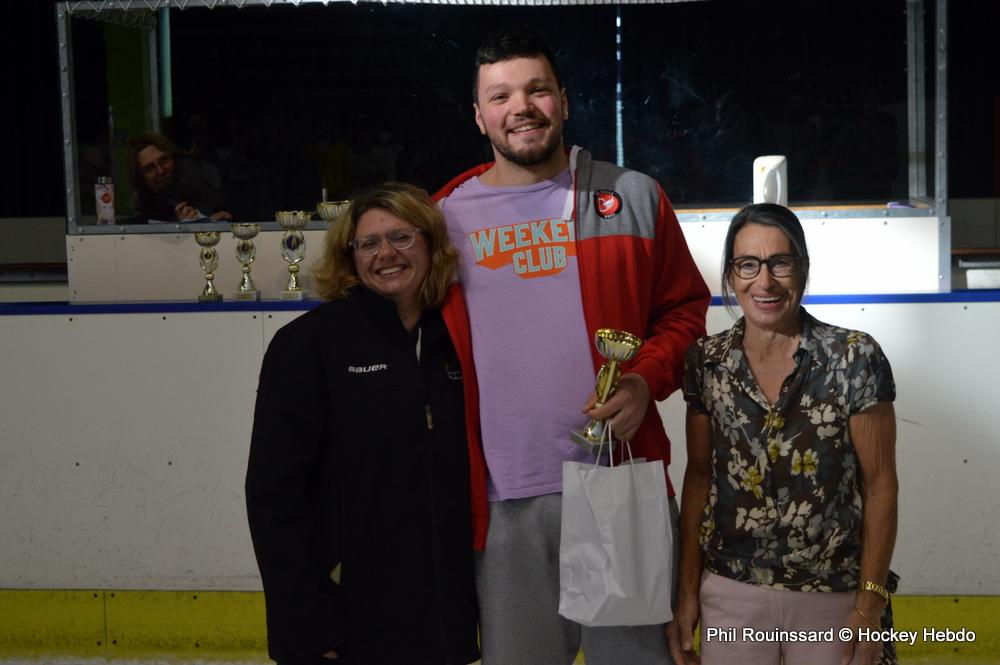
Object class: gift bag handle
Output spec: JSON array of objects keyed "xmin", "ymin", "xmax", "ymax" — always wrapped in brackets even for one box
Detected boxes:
[{"xmin": 592, "ymin": 422, "xmax": 635, "ymax": 469}]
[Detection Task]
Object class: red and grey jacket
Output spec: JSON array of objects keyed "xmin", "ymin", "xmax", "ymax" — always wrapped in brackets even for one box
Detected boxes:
[{"xmin": 434, "ymin": 146, "xmax": 711, "ymax": 550}]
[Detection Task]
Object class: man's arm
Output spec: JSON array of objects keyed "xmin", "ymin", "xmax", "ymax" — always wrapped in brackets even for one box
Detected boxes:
[
  {"xmin": 630, "ymin": 186, "xmax": 711, "ymax": 400},
  {"xmin": 586, "ymin": 186, "xmax": 709, "ymax": 440}
]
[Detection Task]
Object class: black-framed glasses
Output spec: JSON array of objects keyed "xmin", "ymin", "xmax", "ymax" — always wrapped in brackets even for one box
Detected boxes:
[
  {"xmin": 139, "ymin": 154, "xmax": 174, "ymax": 177},
  {"xmin": 351, "ymin": 229, "xmax": 423, "ymax": 256},
  {"xmin": 729, "ymin": 254, "xmax": 799, "ymax": 279}
]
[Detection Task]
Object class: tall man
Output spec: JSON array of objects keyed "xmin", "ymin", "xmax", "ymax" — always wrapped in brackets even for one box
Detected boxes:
[{"xmin": 436, "ymin": 27, "xmax": 711, "ymax": 665}]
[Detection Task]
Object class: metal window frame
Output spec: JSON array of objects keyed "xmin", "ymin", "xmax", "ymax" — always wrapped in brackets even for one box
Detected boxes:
[
  {"xmin": 57, "ymin": 5, "xmax": 81, "ymax": 229},
  {"xmin": 61, "ymin": 0, "xmax": 701, "ymax": 9},
  {"xmin": 907, "ymin": 0, "xmax": 927, "ymax": 201},
  {"xmin": 59, "ymin": 3, "xmax": 161, "ymax": 234},
  {"xmin": 935, "ymin": 0, "xmax": 950, "ymax": 290}
]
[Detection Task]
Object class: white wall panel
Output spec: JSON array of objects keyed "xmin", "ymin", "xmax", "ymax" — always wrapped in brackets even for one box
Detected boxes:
[
  {"xmin": 678, "ymin": 216, "xmax": 941, "ymax": 295},
  {"xmin": 67, "ymin": 231, "xmax": 327, "ymax": 302},
  {"xmin": 0, "ymin": 311, "xmax": 281, "ymax": 590}
]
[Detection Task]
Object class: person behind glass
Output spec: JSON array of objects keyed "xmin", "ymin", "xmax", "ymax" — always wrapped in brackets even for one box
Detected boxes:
[
  {"xmin": 245, "ymin": 182, "xmax": 479, "ymax": 665},
  {"xmin": 666, "ymin": 203, "xmax": 898, "ymax": 665},
  {"xmin": 126, "ymin": 132, "xmax": 233, "ymax": 222}
]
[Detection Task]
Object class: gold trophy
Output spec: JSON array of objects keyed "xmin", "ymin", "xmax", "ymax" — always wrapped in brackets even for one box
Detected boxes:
[
  {"xmin": 231, "ymin": 222, "xmax": 261, "ymax": 301},
  {"xmin": 194, "ymin": 231, "xmax": 223, "ymax": 302},
  {"xmin": 571, "ymin": 328, "xmax": 644, "ymax": 453},
  {"xmin": 317, "ymin": 200, "xmax": 351, "ymax": 223},
  {"xmin": 276, "ymin": 210, "xmax": 312, "ymax": 300}
]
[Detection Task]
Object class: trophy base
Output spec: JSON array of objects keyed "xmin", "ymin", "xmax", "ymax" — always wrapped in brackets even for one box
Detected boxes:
[
  {"xmin": 198, "ymin": 293, "xmax": 223, "ymax": 303},
  {"xmin": 233, "ymin": 290, "xmax": 261, "ymax": 301},
  {"xmin": 280, "ymin": 289, "xmax": 308, "ymax": 301},
  {"xmin": 570, "ymin": 429, "xmax": 615, "ymax": 456}
]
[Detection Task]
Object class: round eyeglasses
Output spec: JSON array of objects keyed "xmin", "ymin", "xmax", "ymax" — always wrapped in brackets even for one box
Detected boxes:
[
  {"xmin": 139, "ymin": 154, "xmax": 174, "ymax": 177},
  {"xmin": 350, "ymin": 229, "xmax": 423, "ymax": 256},
  {"xmin": 729, "ymin": 255, "xmax": 798, "ymax": 279}
]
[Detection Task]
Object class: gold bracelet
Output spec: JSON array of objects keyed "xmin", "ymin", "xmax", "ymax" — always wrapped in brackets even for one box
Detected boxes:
[
  {"xmin": 854, "ymin": 606, "xmax": 881, "ymax": 630},
  {"xmin": 860, "ymin": 580, "xmax": 890, "ymax": 603}
]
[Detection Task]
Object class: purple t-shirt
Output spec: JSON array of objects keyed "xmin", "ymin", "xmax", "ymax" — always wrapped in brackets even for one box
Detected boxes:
[{"xmin": 441, "ymin": 168, "xmax": 596, "ymax": 501}]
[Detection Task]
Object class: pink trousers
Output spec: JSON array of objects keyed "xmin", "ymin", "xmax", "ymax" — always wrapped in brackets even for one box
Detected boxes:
[{"xmin": 699, "ymin": 571, "xmax": 860, "ymax": 665}]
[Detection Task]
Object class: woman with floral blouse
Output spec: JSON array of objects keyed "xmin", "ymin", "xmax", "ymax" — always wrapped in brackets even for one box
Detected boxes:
[{"xmin": 666, "ymin": 203, "xmax": 898, "ymax": 665}]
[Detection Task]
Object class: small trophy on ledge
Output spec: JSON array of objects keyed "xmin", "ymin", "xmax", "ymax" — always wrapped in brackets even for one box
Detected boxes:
[
  {"xmin": 194, "ymin": 231, "xmax": 222, "ymax": 302},
  {"xmin": 276, "ymin": 210, "xmax": 311, "ymax": 300},
  {"xmin": 317, "ymin": 200, "xmax": 351, "ymax": 224},
  {"xmin": 571, "ymin": 328, "xmax": 643, "ymax": 454},
  {"xmin": 231, "ymin": 222, "xmax": 260, "ymax": 301}
]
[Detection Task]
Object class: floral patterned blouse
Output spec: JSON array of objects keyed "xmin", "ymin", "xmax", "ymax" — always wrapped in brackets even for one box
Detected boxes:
[{"xmin": 682, "ymin": 308, "xmax": 895, "ymax": 592}]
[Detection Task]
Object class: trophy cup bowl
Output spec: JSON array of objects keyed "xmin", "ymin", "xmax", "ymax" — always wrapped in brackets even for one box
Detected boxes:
[
  {"xmin": 194, "ymin": 231, "xmax": 223, "ymax": 302},
  {"xmin": 571, "ymin": 328, "xmax": 644, "ymax": 454},
  {"xmin": 595, "ymin": 329, "xmax": 644, "ymax": 363},
  {"xmin": 276, "ymin": 209, "xmax": 312, "ymax": 231},
  {"xmin": 231, "ymin": 222, "xmax": 261, "ymax": 301},
  {"xmin": 276, "ymin": 210, "xmax": 312, "ymax": 300},
  {"xmin": 317, "ymin": 200, "xmax": 351, "ymax": 223}
]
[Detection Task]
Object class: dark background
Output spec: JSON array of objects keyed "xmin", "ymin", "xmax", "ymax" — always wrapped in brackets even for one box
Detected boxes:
[{"xmin": 2, "ymin": 0, "xmax": 997, "ymax": 219}]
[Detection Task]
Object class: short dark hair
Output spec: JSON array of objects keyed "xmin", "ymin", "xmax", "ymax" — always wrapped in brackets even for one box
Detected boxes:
[
  {"xmin": 472, "ymin": 26, "xmax": 562, "ymax": 102},
  {"xmin": 721, "ymin": 203, "xmax": 810, "ymax": 313}
]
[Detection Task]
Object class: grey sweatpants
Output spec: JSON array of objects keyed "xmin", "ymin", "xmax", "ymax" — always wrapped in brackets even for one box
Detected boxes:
[{"xmin": 475, "ymin": 492, "xmax": 680, "ymax": 665}]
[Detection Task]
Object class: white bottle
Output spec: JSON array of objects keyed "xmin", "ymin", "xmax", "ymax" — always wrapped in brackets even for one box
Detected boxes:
[
  {"xmin": 95, "ymin": 176, "xmax": 115, "ymax": 225},
  {"xmin": 752, "ymin": 155, "xmax": 788, "ymax": 206}
]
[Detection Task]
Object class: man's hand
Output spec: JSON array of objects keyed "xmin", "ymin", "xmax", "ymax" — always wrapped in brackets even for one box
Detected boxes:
[
  {"xmin": 321, "ymin": 649, "xmax": 338, "ymax": 660},
  {"xmin": 210, "ymin": 210, "xmax": 233, "ymax": 221},
  {"xmin": 582, "ymin": 372, "xmax": 650, "ymax": 442},
  {"xmin": 173, "ymin": 201, "xmax": 200, "ymax": 221}
]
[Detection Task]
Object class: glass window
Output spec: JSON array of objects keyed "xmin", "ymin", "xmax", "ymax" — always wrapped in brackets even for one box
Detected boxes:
[
  {"xmin": 65, "ymin": 0, "xmax": 924, "ymax": 225},
  {"xmin": 621, "ymin": 0, "xmax": 910, "ymax": 206}
]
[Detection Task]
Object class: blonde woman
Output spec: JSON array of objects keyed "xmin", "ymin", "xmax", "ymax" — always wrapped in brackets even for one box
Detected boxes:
[{"xmin": 247, "ymin": 183, "xmax": 479, "ymax": 665}]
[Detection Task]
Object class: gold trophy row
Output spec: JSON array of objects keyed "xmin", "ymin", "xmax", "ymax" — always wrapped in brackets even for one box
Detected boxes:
[{"xmin": 193, "ymin": 201, "xmax": 349, "ymax": 302}]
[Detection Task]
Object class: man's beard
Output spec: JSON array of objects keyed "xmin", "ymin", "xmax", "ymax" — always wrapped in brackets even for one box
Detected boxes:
[{"xmin": 491, "ymin": 126, "xmax": 562, "ymax": 167}]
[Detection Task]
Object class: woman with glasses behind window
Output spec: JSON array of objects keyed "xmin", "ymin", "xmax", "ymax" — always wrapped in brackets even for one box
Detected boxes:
[
  {"xmin": 246, "ymin": 182, "xmax": 479, "ymax": 665},
  {"xmin": 126, "ymin": 132, "xmax": 233, "ymax": 223},
  {"xmin": 666, "ymin": 203, "xmax": 899, "ymax": 665}
]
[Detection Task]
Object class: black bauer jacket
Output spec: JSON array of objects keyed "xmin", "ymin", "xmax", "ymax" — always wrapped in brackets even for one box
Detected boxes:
[{"xmin": 246, "ymin": 286, "xmax": 479, "ymax": 665}]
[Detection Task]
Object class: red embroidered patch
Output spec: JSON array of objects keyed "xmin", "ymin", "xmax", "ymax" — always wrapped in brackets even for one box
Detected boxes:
[{"xmin": 594, "ymin": 190, "xmax": 622, "ymax": 219}]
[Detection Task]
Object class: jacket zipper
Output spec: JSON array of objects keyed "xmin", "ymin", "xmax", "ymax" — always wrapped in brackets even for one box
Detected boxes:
[{"xmin": 425, "ymin": 403, "xmax": 434, "ymax": 430}]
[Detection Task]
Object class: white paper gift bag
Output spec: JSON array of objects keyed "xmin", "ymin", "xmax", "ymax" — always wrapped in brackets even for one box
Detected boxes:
[{"xmin": 558, "ymin": 428, "xmax": 674, "ymax": 627}]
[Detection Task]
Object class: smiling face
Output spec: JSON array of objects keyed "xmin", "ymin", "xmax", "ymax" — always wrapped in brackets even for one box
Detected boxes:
[
  {"xmin": 352, "ymin": 208, "xmax": 430, "ymax": 313},
  {"xmin": 137, "ymin": 145, "xmax": 176, "ymax": 194},
  {"xmin": 729, "ymin": 223, "xmax": 804, "ymax": 334},
  {"xmin": 474, "ymin": 56, "xmax": 568, "ymax": 172}
]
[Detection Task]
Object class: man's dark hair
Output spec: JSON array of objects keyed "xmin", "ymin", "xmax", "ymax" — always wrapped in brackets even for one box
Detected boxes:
[{"xmin": 472, "ymin": 26, "xmax": 562, "ymax": 102}]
